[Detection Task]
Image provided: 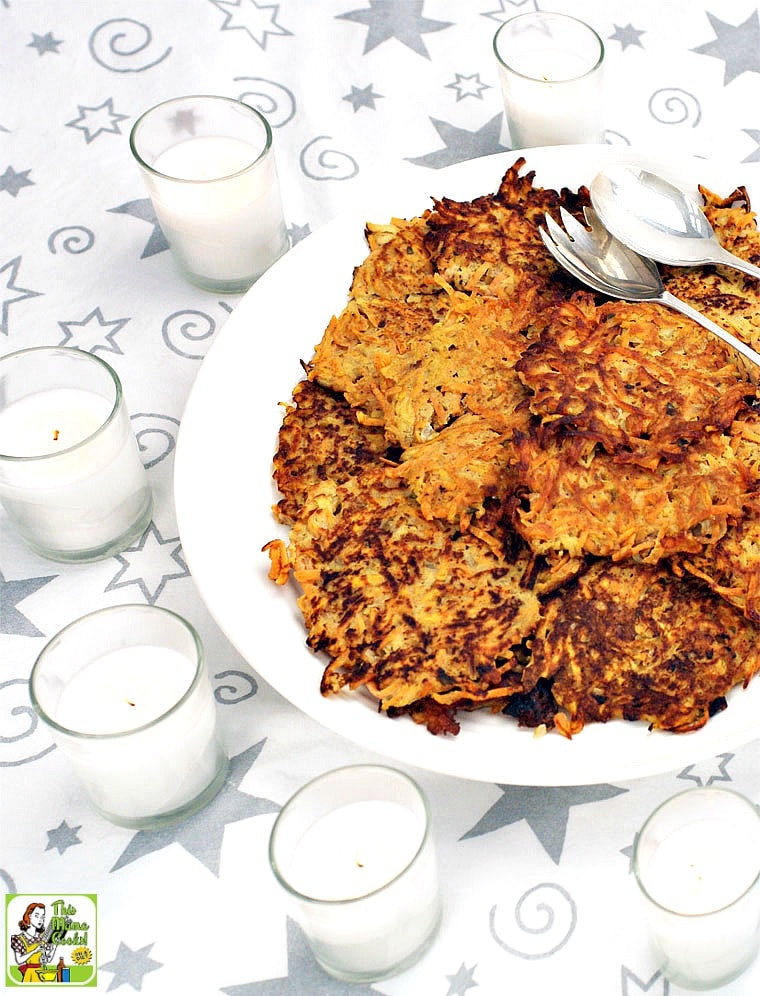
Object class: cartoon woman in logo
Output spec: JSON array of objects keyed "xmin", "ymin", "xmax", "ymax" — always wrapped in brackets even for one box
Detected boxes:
[{"xmin": 9, "ymin": 902, "xmax": 57, "ymax": 983}]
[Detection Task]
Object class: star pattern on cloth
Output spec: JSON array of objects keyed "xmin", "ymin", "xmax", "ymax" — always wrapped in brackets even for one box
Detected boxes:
[
  {"xmin": 677, "ymin": 752, "xmax": 734, "ymax": 786},
  {"xmin": 110, "ymin": 740, "xmax": 279, "ymax": 875},
  {"xmin": 406, "ymin": 114, "xmax": 509, "ymax": 169},
  {"xmin": 108, "ymin": 199, "xmax": 170, "ymax": 258},
  {"xmin": 461, "ymin": 784, "xmax": 628, "ymax": 864},
  {"xmin": 446, "ymin": 73, "xmax": 491, "ymax": 101},
  {"xmin": 99, "ymin": 941, "xmax": 162, "ymax": 991},
  {"xmin": 481, "ymin": 0, "xmax": 538, "ymax": 24},
  {"xmin": 28, "ymin": 31, "xmax": 63, "ymax": 55},
  {"xmin": 1, "ymin": 256, "xmax": 42, "ymax": 336},
  {"xmin": 58, "ymin": 307, "xmax": 130, "ymax": 353},
  {"xmin": 65, "ymin": 98, "xmax": 130, "ymax": 144},
  {"xmin": 338, "ymin": 0, "xmax": 453, "ymax": 59},
  {"xmin": 287, "ymin": 222, "xmax": 310, "ymax": 246},
  {"xmin": 621, "ymin": 965, "xmax": 669, "ymax": 996},
  {"xmin": 343, "ymin": 82, "xmax": 384, "ymax": 112},
  {"xmin": 221, "ymin": 917, "xmax": 381, "ymax": 994},
  {"xmin": 46, "ymin": 820, "xmax": 82, "ymax": 855},
  {"xmin": 609, "ymin": 23, "xmax": 646, "ymax": 51},
  {"xmin": 446, "ymin": 962, "xmax": 479, "ymax": 995},
  {"xmin": 0, "ymin": 165, "xmax": 34, "ymax": 197},
  {"xmin": 105, "ymin": 524, "xmax": 188, "ymax": 606},
  {"xmin": 210, "ymin": 0, "xmax": 293, "ymax": 49},
  {"xmin": 0, "ymin": 570, "xmax": 56, "ymax": 637},
  {"xmin": 692, "ymin": 11, "xmax": 760, "ymax": 85},
  {"xmin": 742, "ymin": 128, "xmax": 760, "ymax": 163}
]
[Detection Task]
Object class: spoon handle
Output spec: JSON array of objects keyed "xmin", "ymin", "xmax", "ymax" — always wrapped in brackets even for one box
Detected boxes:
[
  {"xmin": 658, "ymin": 290, "xmax": 760, "ymax": 381},
  {"xmin": 713, "ymin": 245, "xmax": 760, "ymax": 281}
]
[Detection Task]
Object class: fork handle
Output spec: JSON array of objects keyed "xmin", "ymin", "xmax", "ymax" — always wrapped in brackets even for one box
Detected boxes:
[
  {"xmin": 658, "ymin": 289, "xmax": 760, "ymax": 380},
  {"xmin": 713, "ymin": 245, "xmax": 760, "ymax": 281}
]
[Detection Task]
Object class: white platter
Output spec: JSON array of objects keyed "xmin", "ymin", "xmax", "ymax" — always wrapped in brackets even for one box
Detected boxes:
[{"xmin": 175, "ymin": 144, "xmax": 760, "ymax": 785}]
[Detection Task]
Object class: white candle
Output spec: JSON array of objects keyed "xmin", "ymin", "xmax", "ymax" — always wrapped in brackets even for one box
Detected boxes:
[
  {"xmin": 287, "ymin": 800, "xmax": 425, "ymax": 900},
  {"xmin": 0, "ymin": 387, "xmax": 150, "ymax": 559},
  {"xmin": 634, "ymin": 790, "xmax": 760, "ymax": 989},
  {"xmin": 31, "ymin": 606, "xmax": 229, "ymax": 829},
  {"xmin": 645, "ymin": 819, "xmax": 758, "ymax": 914},
  {"xmin": 55, "ymin": 646, "xmax": 195, "ymax": 734},
  {"xmin": 131, "ymin": 97, "xmax": 289, "ymax": 292},
  {"xmin": 494, "ymin": 13, "xmax": 604, "ymax": 148},
  {"xmin": 270, "ymin": 767, "xmax": 442, "ymax": 982},
  {"xmin": 0, "ymin": 387, "xmax": 110, "ymax": 456},
  {"xmin": 149, "ymin": 136, "xmax": 287, "ymax": 285}
]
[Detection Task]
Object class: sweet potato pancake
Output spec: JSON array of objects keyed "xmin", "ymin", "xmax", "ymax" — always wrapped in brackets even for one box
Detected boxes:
[
  {"xmin": 524, "ymin": 561, "xmax": 760, "ymax": 734},
  {"xmin": 266, "ymin": 158, "xmax": 760, "ymax": 738}
]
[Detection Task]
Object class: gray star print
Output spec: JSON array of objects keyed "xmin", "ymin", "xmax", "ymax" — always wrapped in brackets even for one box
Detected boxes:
[
  {"xmin": 110, "ymin": 740, "xmax": 279, "ymax": 875},
  {"xmin": 210, "ymin": 0, "xmax": 292, "ymax": 49},
  {"xmin": 0, "ymin": 257, "xmax": 42, "ymax": 336},
  {"xmin": 0, "ymin": 166, "xmax": 34, "ymax": 197},
  {"xmin": 743, "ymin": 129, "xmax": 760, "ymax": 163},
  {"xmin": 99, "ymin": 941, "xmax": 162, "ymax": 991},
  {"xmin": 609, "ymin": 24, "xmax": 646, "ymax": 51},
  {"xmin": 406, "ymin": 114, "xmax": 509, "ymax": 169},
  {"xmin": 0, "ymin": 570, "xmax": 56, "ymax": 636},
  {"xmin": 105, "ymin": 524, "xmax": 187, "ymax": 605},
  {"xmin": 108, "ymin": 199, "xmax": 170, "ymax": 258},
  {"xmin": 446, "ymin": 961, "xmax": 479, "ymax": 995},
  {"xmin": 461, "ymin": 783, "xmax": 627, "ymax": 863},
  {"xmin": 343, "ymin": 83, "xmax": 384, "ymax": 112},
  {"xmin": 338, "ymin": 0, "xmax": 452, "ymax": 59},
  {"xmin": 28, "ymin": 32, "xmax": 63, "ymax": 55},
  {"xmin": 678, "ymin": 752, "xmax": 734, "ymax": 787},
  {"xmin": 57, "ymin": 307, "xmax": 130, "ymax": 354},
  {"xmin": 46, "ymin": 820, "xmax": 82, "ymax": 855},
  {"xmin": 692, "ymin": 11, "xmax": 760, "ymax": 85},
  {"xmin": 65, "ymin": 98, "xmax": 129, "ymax": 143},
  {"xmin": 287, "ymin": 222, "xmax": 310, "ymax": 246}
]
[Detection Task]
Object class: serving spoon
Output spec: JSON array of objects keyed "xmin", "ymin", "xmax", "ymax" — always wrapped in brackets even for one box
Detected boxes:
[
  {"xmin": 589, "ymin": 164, "xmax": 760, "ymax": 280},
  {"xmin": 539, "ymin": 206, "xmax": 760, "ymax": 379}
]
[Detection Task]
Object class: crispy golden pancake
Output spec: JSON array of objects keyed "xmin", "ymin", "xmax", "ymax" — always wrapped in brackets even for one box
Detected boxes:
[
  {"xmin": 511, "ymin": 427, "xmax": 753, "ymax": 563},
  {"xmin": 516, "ymin": 294, "xmax": 750, "ymax": 467},
  {"xmin": 272, "ymin": 379, "xmax": 391, "ymax": 526},
  {"xmin": 525, "ymin": 561, "xmax": 760, "ymax": 734},
  {"xmin": 274, "ymin": 465, "xmax": 546, "ymax": 731}
]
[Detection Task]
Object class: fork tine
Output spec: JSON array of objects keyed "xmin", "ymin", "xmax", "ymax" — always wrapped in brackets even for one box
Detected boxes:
[{"xmin": 558, "ymin": 207, "xmax": 597, "ymax": 252}]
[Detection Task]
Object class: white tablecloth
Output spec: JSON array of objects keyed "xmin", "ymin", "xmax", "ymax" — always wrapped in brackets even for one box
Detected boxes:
[{"xmin": 3, "ymin": 1, "xmax": 760, "ymax": 993}]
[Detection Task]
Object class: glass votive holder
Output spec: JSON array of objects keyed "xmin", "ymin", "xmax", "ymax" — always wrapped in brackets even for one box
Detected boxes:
[
  {"xmin": 633, "ymin": 788, "xmax": 760, "ymax": 990},
  {"xmin": 269, "ymin": 765, "xmax": 442, "ymax": 983},
  {"xmin": 493, "ymin": 11, "xmax": 604, "ymax": 148},
  {"xmin": 30, "ymin": 604, "xmax": 229, "ymax": 830},
  {"xmin": 129, "ymin": 94, "xmax": 289, "ymax": 293},
  {"xmin": 0, "ymin": 346, "xmax": 152, "ymax": 562}
]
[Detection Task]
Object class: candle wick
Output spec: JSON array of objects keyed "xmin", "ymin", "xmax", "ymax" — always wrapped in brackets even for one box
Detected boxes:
[
  {"xmin": 53, "ymin": 429, "xmax": 60, "ymax": 441},
  {"xmin": 126, "ymin": 700, "xmax": 136, "ymax": 707}
]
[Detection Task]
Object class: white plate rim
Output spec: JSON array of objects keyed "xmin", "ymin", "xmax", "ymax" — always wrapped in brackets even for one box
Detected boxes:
[{"xmin": 175, "ymin": 144, "xmax": 760, "ymax": 785}]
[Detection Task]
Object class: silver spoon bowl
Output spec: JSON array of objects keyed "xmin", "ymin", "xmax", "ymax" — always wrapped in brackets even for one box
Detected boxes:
[
  {"xmin": 589, "ymin": 164, "xmax": 760, "ymax": 280},
  {"xmin": 539, "ymin": 206, "xmax": 760, "ymax": 379}
]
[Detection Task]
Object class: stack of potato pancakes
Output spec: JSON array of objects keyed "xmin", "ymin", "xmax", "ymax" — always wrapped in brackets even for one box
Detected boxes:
[{"xmin": 265, "ymin": 158, "xmax": 760, "ymax": 739}]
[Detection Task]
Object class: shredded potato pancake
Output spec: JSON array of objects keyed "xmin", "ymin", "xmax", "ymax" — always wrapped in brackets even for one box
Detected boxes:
[{"xmin": 265, "ymin": 159, "xmax": 760, "ymax": 738}]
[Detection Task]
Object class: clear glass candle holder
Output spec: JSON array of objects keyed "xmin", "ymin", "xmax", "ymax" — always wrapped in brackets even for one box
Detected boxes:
[
  {"xmin": 130, "ymin": 94, "xmax": 289, "ymax": 293},
  {"xmin": 633, "ymin": 788, "xmax": 760, "ymax": 990},
  {"xmin": 493, "ymin": 11, "xmax": 604, "ymax": 148},
  {"xmin": 269, "ymin": 765, "xmax": 442, "ymax": 983},
  {"xmin": 30, "ymin": 605, "xmax": 230, "ymax": 830},
  {"xmin": 0, "ymin": 346, "xmax": 152, "ymax": 562}
]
